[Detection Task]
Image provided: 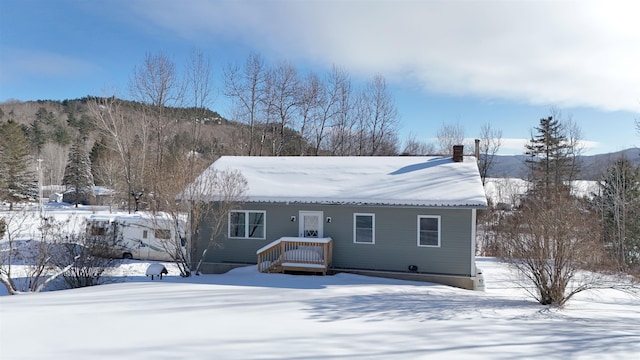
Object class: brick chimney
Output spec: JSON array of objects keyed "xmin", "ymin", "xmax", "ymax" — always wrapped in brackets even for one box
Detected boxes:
[
  {"xmin": 474, "ymin": 139, "xmax": 480, "ymax": 161},
  {"xmin": 452, "ymin": 145, "xmax": 464, "ymax": 162}
]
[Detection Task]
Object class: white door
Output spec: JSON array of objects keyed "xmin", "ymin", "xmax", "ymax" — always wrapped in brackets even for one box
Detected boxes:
[{"xmin": 299, "ymin": 211, "xmax": 323, "ymax": 238}]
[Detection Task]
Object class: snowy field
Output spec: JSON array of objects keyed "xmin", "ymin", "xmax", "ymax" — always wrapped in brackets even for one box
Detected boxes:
[
  {"xmin": 1, "ymin": 258, "xmax": 639, "ymax": 359},
  {"xmin": 1, "ymin": 203, "xmax": 639, "ymax": 359}
]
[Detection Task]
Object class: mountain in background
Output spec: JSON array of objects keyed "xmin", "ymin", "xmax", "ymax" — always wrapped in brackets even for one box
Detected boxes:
[{"xmin": 487, "ymin": 148, "xmax": 640, "ymax": 180}]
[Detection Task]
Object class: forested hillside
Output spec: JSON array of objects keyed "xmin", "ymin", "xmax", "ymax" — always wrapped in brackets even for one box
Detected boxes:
[{"xmin": 0, "ymin": 97, "xmax": 233, "ymax": 187}]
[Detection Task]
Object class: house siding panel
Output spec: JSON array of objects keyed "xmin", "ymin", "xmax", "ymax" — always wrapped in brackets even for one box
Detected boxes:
[{"xmin": 198, "ymin": 203, "xmax": 474, "ymax": 276}]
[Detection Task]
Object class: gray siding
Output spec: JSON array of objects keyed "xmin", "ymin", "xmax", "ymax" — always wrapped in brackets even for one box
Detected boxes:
[{"xmin": 197, "ymin": 203, "xmax": 475, "ymax": 276}]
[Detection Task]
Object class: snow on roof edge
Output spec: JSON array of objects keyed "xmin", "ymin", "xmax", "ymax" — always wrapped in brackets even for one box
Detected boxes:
[
  {"xmin": 203, "ymin": 195, "xmax": 487, "ymax": 208},
  {"xmin": 192, "ymin": 155, "xmax": 488, "ymax": 208}
]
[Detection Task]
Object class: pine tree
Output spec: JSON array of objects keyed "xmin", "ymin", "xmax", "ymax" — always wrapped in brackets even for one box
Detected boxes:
[
  {"xmin": 593, "ymin": 156, "xmax": 640, "ymax": 271},
  {"xmin": 26, "ymin": 118, "xmax": 47, "ymax": 156},
  {"xmin": 0, "ymin": 120, "xmax": 38, "ymax": 210},
  {"xmin": 524, "ymin": 116, "xmax": 577, "ymax": 198},
  {"xmin": 62, "ymin": 137, "xmax": 94, "ymax": 207}
]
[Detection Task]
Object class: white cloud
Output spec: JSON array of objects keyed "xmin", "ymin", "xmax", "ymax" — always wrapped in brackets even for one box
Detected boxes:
[{"xmin": 129, "ymin": 0, "xmax": 640, "ymax": 113}]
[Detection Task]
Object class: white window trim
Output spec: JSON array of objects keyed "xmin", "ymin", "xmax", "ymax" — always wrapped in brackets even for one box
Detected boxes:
[
  {"xmin": 353, "ymin": 213, "xmax": 375, "ymax": 244},
  {"xmin": 228, "ymin": 210, "xmax": 266, "ymax": 240},
  {"xmin": 417, "ymin": 215, "xmax": 441, "ymax": 248}
]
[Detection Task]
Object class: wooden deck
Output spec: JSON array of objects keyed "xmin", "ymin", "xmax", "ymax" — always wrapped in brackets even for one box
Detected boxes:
[{"xmin": 256, "ymin": 237, "xmax": 333, "ymax": 275}]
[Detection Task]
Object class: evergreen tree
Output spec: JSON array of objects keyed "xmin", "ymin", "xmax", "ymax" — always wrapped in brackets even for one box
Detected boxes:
[
  {"xmin": 26, "ymin": 118, "xmax": 47, "ymax": 156},
  {"xmin": 593, "ymin": 156, "xmax": 640, "ymax": 271},
  {"xmin": 62, "ymin": 137, "xmax": 94, "ymax": 207},
  {"xmin": 524, "ymin": 116, "xmax": 577, "ymax": 198},
  {"xmin": 35, "ymin": 107, "xmax": 56, "ymax": 126},
  {"xmin": 0, "ymin": 120, "xmax": 38, "ymax": 210}
]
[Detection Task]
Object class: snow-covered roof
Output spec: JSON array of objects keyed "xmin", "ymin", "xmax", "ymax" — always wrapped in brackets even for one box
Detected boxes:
[{"xmin": 195, "ymin": 156, "xmax": 487, "ymax": 208}]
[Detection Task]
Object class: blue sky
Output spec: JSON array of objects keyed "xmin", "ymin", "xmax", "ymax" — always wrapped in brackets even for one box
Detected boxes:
[{"xmin": 1, "ymin": 0, "xmax": 639, "ymax": 155}]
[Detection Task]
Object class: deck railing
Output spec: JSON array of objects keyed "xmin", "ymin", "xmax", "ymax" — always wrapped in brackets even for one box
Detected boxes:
[{"xmin": 256, "ymin": 237, "xmax": 333, "ymax": 275}]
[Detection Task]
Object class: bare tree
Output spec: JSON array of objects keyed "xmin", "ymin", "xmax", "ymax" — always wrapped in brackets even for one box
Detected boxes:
[
  {"xmin": 87, "ymin": 97, "xmax": 149, "ymax": 212},
  {"xmin": 185, "ymin": 48, "xmax": 215, "ymax": 112},
  {"xmin": 184, "ymin": 48, "xmax": 215, "ymax": 158},
  {"xmin": 352, "ymin": 92, "xmax": 370, "ymax": 156},
  {"xmin": 0, "ymin": 209, "xmax": 31, "ymax": 294},
  {"xmin": 494, "ymin": 116, "xmax": 613, "ymax": 306},
  {"xmin": 129, "ymin": 52, "xmax": 182, "ymax": 167},
  {"xmin": 297, "ymin": 71, "xmax": 321, "ymax": 155},
  {"xmin": 264, "ymin": 61, "xmax": 300, "ymax": 155},
  {"xmin": 326, "ymin": 69, "xmax": 354, "ymax": 156},
  {"xmin": 149, "ymin": 153, "xmax": 211, "ymax": 276},
  {"xmin": 188, "ymin": 169, "xmax": 248, "ymax": 274},
  {"xmin": 401, "ymin": 133, "xmax": 436, "ymax": 155},
  {"xmin": 40, "ymin": 143, "xmax": 67, "ymax": 187},
  {"xmin": 498, "ymin": 194, "xmax": 605, "ymax": 306},
  {"xmin": 130, "ymin": 52, "xmax": 181, "ymax": 108},
  {"xmin": 310, "ymin": 66, "xmax": 346, "ymax": 155},
  {"xmin": 437, "ymin": 122, "xmax": 465, "ymax": 155},
  {"xmin": 478, "ymin": 123, "xmax": 503, "ymax": 184},
  {"xmin": 563, "ymin": 116, "xmax": 585, "ymax": 183},
  {"xmin": 142, "ymin": 48, "xmax": 219, "ymax": 274},
  {"xmin": 592, "ymin": 156, "xmax": 640, "ymax": 273},
  {"xmin": 360, "ymin": 74, "xmax": 399, "ymax": 155},
  {"xmin": 224, "ymin": 52, "xmax": 267, "ymax": 155},
  {"xmin": 0, "ymin": 211, "xmax": 78, "ymax": 294},
  {"xmin": 51, "ymin": 225, "xmax": 121, "ymax": 289}
]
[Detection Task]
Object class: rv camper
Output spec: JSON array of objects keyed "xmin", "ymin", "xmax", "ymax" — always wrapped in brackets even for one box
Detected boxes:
[{"xmin": 86, "ymin": 213, "xmax": 187, "ymax": 261}]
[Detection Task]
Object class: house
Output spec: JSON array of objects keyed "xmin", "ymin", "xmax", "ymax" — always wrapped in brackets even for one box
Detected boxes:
[
  {"xmin": 191, "ymin": 149, "xmax": 488, "ymax": 289},
  {"xmin": 61, "ymin": 186, "xmax": 115, "ymax": 206}
]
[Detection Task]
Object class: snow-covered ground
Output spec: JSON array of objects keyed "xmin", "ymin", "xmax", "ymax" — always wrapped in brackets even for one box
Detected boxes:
[
  {"xmin": 1, "ymin": 257, "xmax": 639, "ymax": 359},
  {"xmin": 484, "ymin": 178, "xmax": 599, "ymax": 208},
  {"xmin": 1, "ymin": 203, "xmax": 639, "ymax": 359}
]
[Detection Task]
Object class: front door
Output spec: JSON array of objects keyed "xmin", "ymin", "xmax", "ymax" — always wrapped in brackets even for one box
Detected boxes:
[{"xmin": 299, "ymin": 211, "xmax": 323, "ymax": 238}]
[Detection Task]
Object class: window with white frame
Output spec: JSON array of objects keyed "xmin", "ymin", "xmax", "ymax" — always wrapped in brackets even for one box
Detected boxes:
[
  {"xmin": 354, "ymin": 213, "xmax": 375, "ymax": 244},
  {"xmin": 229, "ymin": 210, "xmax": 266, "ymax": 239},
  {"xmin": 417, "ymin": 215, "xmax": 440, "ymax": 247}
]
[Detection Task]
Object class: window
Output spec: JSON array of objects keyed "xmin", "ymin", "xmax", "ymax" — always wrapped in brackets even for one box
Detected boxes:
[
  {"xmin": 417, "ymin": 215, "xmax": 440, "ymax": 247},
  {"xmin": 90, "ymin": 226, "xmax": 106, "ymax": 236},
  {"xmin": 229, "ymin": 210, "xmax": 266, "ymax": 239},
  {"xmin": 354, "ymin": 213, "xmax": 375, "ymax": 244},
  {"xmin": 154, "ymin": 229, "xmax": 171, "ymax": 239},
  {"xmin": 142, "ymin": 230, "xmax": 148, "ymax": 239}
]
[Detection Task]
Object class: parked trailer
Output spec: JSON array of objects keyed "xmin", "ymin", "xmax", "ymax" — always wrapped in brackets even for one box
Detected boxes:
[{"xmin": 86, "ymin": 213, "xmax": 187, "ymax": 261}]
